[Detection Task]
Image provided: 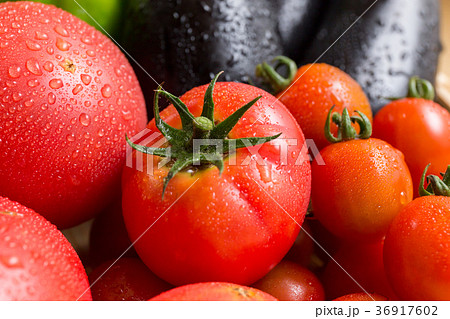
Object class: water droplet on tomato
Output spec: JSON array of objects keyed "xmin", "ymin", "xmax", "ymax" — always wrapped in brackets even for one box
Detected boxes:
[
  {"xmin": 97, "ymin": 129, "xmax": 105, "ymax": 137},
  {"xmin": 27, "ymin": 79, "xmax": 39, "ymax": 88},
  {"xmin": 81, "ymin": 74, "xmax": 91, "ymax": 85},
  {"xmin": 66, "ymin": 133, "xmax": 75, "ymax": 142},
  {"xmin": 25, "ymin": 40, "xmax": 41, "ymax": 51},
  {"xmin": 54, "ymin": 25, "xmax": 69, "ymax": 37},
  {"xmin": 101, "ymin": 84, "xmax": 112, "ymax": 98},
  {"xmin": 49, "ymin": 79, "xmax": 63, "ymax": 89},
  {"xmin": 43, "ymin": 61, "xmax": 54, "ymax": 72},
  {"xmin": 72, "ymin": 84, "xmax": 83, "ymax": 95},
  {"xmin": 0, "ymin": 256, "xmax": 23, "ymax": 268},
  {"xmin": 35, "ymin": 31, "xmax": 48, "ymax": 40},
  {"xmin": 114, "ymin": 68, "xmax": 123, "ymax": 77},
  {"xmin": 79, "ymin": 113, "xmax": 91, "ymax": 126},
  {"xmin": 84, "ymin": 101, "xmax": 91, "ymax": 107},
  {"xmin": 12, "ymin": 92, "xmax": 23, "ymax": 102},
  {"xmin": 46, "ymin": 46, "xmax": 54, "ymax": 55},
  {"xmin": 86, "ymin": 50, "xmax": 95, "ymax": 57},
  {"xmin": 24, "ymin": 99, "xmax": 34, "ymax": 107},
  {"xmin": 121, "ymin": 110, "xmax": 132, "ymax": 121},
  {"xmin": 97, "ymin": 70, "xmax": 103, "ymax": 76},
  {"xmin": 48, "ymin": 93, "xmax": 56, "ymax": 104},
  {"xmin": 56, "ymin": 38, "xmax": 71, "ymax": 51},
  {"xmin": 8, "ymin": 65, "xmax": 21, "ymax": 78},
  {"xmin": 26, "ymin": 58, "xmax": 42, "ymax": 75}
]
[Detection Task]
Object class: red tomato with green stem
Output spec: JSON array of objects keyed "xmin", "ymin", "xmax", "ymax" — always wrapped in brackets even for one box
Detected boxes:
[
  {"xmin": 150, "ymin": 282, "xmax": 277, "ymax": 301},
  {"xmin": 0, "ymin": 2, "xmax": 147, "ymax": 228},
  {"xmin": 256, "ymin": 56, "xmax": 373, "ymax": 150},
  {"xmin": 0, "ymin": 197, "xmax": 91, "ymax": 300},
  {"xmin": 311, "ymin": 107, "xmax": 413, "ymax": 242},
  {"xmin": 122, "ymin": 74, "xmax": 311, "ymax": 286},
  {"xmin": 373, "ymin": 77, "xmax": 450, "ymax": 197},
  {"xmin": 384, "ymin": 165, "xmax": 450, "ymax": 300}
]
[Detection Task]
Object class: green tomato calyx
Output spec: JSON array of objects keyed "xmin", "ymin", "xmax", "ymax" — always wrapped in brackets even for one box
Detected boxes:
[
  {"xmin": 255, "ymin": 55, "xmax": 298, "ymax": 94},
  {"xmin": 407, "ymin": 76, "xmax": 435, "ymax": 101},
  {"xmin": 126, "ymin": 72, "xmax": 281, "ymax": 198},
  {"xmin": 419, "ymin": 164, "xmax": 450, "ymax": 197},
  {"xmin": 324, "ymin": 106, "xmax": 372, "ymax": 143}
]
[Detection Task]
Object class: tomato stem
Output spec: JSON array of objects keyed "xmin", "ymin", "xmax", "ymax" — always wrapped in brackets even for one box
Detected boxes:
[
  {"xmin": 407, "ymin": 76, "xmax": 435, "ymax": 100},
  {"xmin": 255, "ymin": 56, "xmax": 298, "ymax": 94},
  {"xmin": 324, "ymin": 107, "xmax": 372, "ymax": 143},
  {"xmin": 419, "ymin": 164, "xmax": 450, "ymax": 197}
]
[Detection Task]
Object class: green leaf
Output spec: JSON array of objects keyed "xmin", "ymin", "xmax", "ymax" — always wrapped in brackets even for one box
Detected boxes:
[
  {"xmin": 210, "ymin": 96, "xmax": 262, "ymax": 139},
  {"xmin": 223, "ymin": 133, "xmax": 281, "ymax": 151},
  {"xmin": 126, "ymin": 135, "xmax": 173, "ymax": 158},
  {"xmin": 157, "ymin": 90, "xmax": 195, "ymax": 130},
  {"xmin": 201, "ymin": 72, "xmax": 223, "ymax": 122},
  {"xmin": 153, "ymin": 88, "xmax": 190, "ymax": 146}
]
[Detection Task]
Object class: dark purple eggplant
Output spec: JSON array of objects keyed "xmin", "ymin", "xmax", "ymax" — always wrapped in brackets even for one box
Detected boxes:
[
  {"xmin": 302, "ymin": 0, "xmax": 441, "ymax": 113},
  {"xmin": 121, "ymin": 0, "xmax": 326, "ymax": 118}
]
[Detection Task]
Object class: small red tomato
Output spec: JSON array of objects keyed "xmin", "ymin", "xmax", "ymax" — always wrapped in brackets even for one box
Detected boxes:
[
  {"xmin": 373, "ymin": 77, "xmax": 450, "ymax": 197},
  {"xmin": 256, "ymin": 56, "xmax": 372, "ymax": 150},
  {"xmin": 322, "ymin": 241, "xmax": 397, "ymax": 300},
  {"xmin": 123, "ymin": 75, "xmax": 311, "ymax": 286},
  {"xmin": 150, "ymin": 282, "xmax": 277, "ymax": 301},
  {"xmin": 334, "ymin": 293, "xmax": 388, "ymax": 301},
  {"xmin": 0, "ymin": 2, "xmax": 147, "ymax": 228},
  {"xmin": 311, "ymin": 108, "xmax": 413, "ymax": 242},
  {"xmin": 0, "ymin": 197, "xmax": 91, "ymax": 300},
  {"xmin": 89, "ymin": 201, "xmax": 137, "ymax": 268},
  {"xmin": 384, "ymin": 166, "xmax": 450, "ymax": 300},
  {"xmin": 89, "ymin": 258, "xmax": 172, "ymax": 301},
  {"xmin": 252, "ymin": 260, "xmax": 325, "ymax": 301}
]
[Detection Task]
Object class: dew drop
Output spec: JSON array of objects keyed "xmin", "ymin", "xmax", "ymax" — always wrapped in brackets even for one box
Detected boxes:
[
  {"xmin": 8, "ymin": 65, "xmax": 21, "ymax": 78},
  {"xmin": 54, "ymin": 25, "xmax": 69, "ymax": 37},
  {"xmin": 49, "ymin": 79, "xmax": 63, "ymax": 89},
  {"xmin": 24, "ymin": 99, "xmax": 34, "ymax": 107},
  {"xmin": 35, "ymin": 31, "xmax": 48, "ymax": 40},
  {"xmin": 48, "ymin": 92, "xmax": 56, "ymax": 104},
  {"xmin": 79, "ymin": 113, "xmax": 91, "ymax": 126},
  {"xmin": 121, "ymin": 110, "xmax": 132, "ymax": 121},
  {"xmin": 72, "ymin": 84, "xmax": 83, "ymax": 95},
  {"xmin": 26, "ymin": 58, "xmax": 43, "ymax": 75},
  {"xmin": 66, "ymin": 133, "xmax": 75, "ymax": 142},
  {"xmin": 0, "ymin": 256, "xmax": 23, "ymax": 268},
  {"xmin": 43, "ymin": 61, "xmax": 54, "ymax": 72},
  {"xmin": 27, "ymin": 79, "xmax": 39, "ymax": 87},
  {"xmin": 25, "ymin": 40, "xmax": 41, "ymax": 51},
  {"xmin": 97, "ymin": 128, "xmax": 105, "ymax": 137},
  {"xmin": 86, "ymin": 50, "xmax": 95, "ymax": 57},
  {"xmin": 97, "ymin": 70, "xmax": 103, "ymax": 76},
  {"xmin": 114, "ymin": 68, "xmax": 123, "ymax": 77},
  {"xmin": 101, "ymin": 84, "xmax": 112, "ymax": 98},
  {"xmin": 46, "ymin": 46, "xmax": 54, "ymax": 55},
  {"xmin": 56, "ymin": 38, "xmax": 71, "ymax": 51},
  {"xmin": 12, "ymin": 92, "xmax": 23, "ymax": 102},
  {"xmin": 81, "ymin": 35, "xmax": 92, "ymax": 44},
  {"xmin": 84, "ymin": 101, "xmax": 91, "ymax": 107},
  {"xmin": 80, "ymin": 74, "xmax": 91, "ymax": 85}
]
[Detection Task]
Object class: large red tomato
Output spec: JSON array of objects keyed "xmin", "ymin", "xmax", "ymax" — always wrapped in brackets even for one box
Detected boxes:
[
  {"xmin": 122, "ymin": 79, "xmax": 311, "ymax": 286},
  {"xmin": 0, "ymin": 196, "xmax": 91, "ymax": 300},
  {"xmin": 0, "ymin": 2, "xmax": 147, "ymax": 228}
]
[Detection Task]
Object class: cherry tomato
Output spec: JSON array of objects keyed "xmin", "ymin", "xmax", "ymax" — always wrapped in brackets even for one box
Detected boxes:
[
  {"xmin": 257, "ymin": 57, "xmax": 372, "ymax": 150},
  {"xmin": 311, "ymin": 108, "xmax": 413, "ymax": 242},
  {"xmin": 89, "ymin": 258, "xmax": 172, "ymax": 301},
  {"xmin": 0, "ymin": 2, "xmax": 147, "ymax": 228},
  {"xmin": 252, "ymin": 260, "xmax": 325, "ymax": 301},
  {"xmin": 322, "ymin": 241, "xmax": 397, "ymax": 300},
  {"xmin": 333, "ymin": 293, "xmax": 387, "ymax": 301},
  {"xmin": 373, "ymin": 98, "xmax": 450, "ymax": 197},
  {"xmin": 384, "ymin": 193, "xmax": 450, "ymax": 300},
  {"xmin": 0, "ymin": 197, "xmax": 91, "ymax": 300},
  {"xmin": 150, "ymin": 282, "xmax": 277, "ymax": 301},
  {"xmin": 123, "ymin": 77, "xmax": 311, "ymax": 286}
]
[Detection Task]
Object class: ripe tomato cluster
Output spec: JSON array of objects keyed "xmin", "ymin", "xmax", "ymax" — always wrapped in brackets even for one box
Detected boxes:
[{"xmin": 0, "ymin": 2, "xmax": 449, "ymax": 302}]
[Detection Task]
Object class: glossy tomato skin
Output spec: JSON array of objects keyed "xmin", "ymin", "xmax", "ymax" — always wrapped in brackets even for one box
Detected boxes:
[
  {"xmin": 334, "ymin": 293, "xmax": 387, "ymax": 301},
  {"xmin": 0, "ymin": 197, "xmax": 91, "ymax": 300},
  {"xmin": 311, "ymin": 138, "xmax": 413, "ymax": 242},
  {"xmin": 252, "ymin": 260, "xmax": 325, "ymax": 301},
  {"xmin": 373, "ymin": 98, "xmax": 450, "ymax": 197},
  {"xmin": 277, "ymin": 63, "xmax": 372, "ymax": 150},
  {"xmin": 384, "ymin": 196, "xmax": 450, "ymax": 300},
  {"xmin": 0, "ymin": 2, "xmax": 147, "ymax": 228},
  {"xmin": 122, "ymin": 82, "xmax": 311, "ymax": 286},
  {"xmin": 322, "ymin": 241, "xmax": 397, "ymax": 300},
  {"xmin": 150, "ymin": 282, "xmax": 277, "ymax": 301},
  {"xmin": 89, "ymin": 258, "xmax": 172, "ymax": 301}
]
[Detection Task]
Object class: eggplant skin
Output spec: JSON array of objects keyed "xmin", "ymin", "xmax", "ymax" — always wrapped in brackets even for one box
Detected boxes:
[
  {"xmin": 302, "ymin": 0, "xmax": 441, "ymax": 113},
  {"xmin": 121, "ymin": 0, "xmax": 327, "ymax": 118}
]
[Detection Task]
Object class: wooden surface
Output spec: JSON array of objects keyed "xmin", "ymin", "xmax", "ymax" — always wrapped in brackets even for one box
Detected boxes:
[{"xmin": 437, "ymin": 0, "xmax": 450, "ymax": 109}]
